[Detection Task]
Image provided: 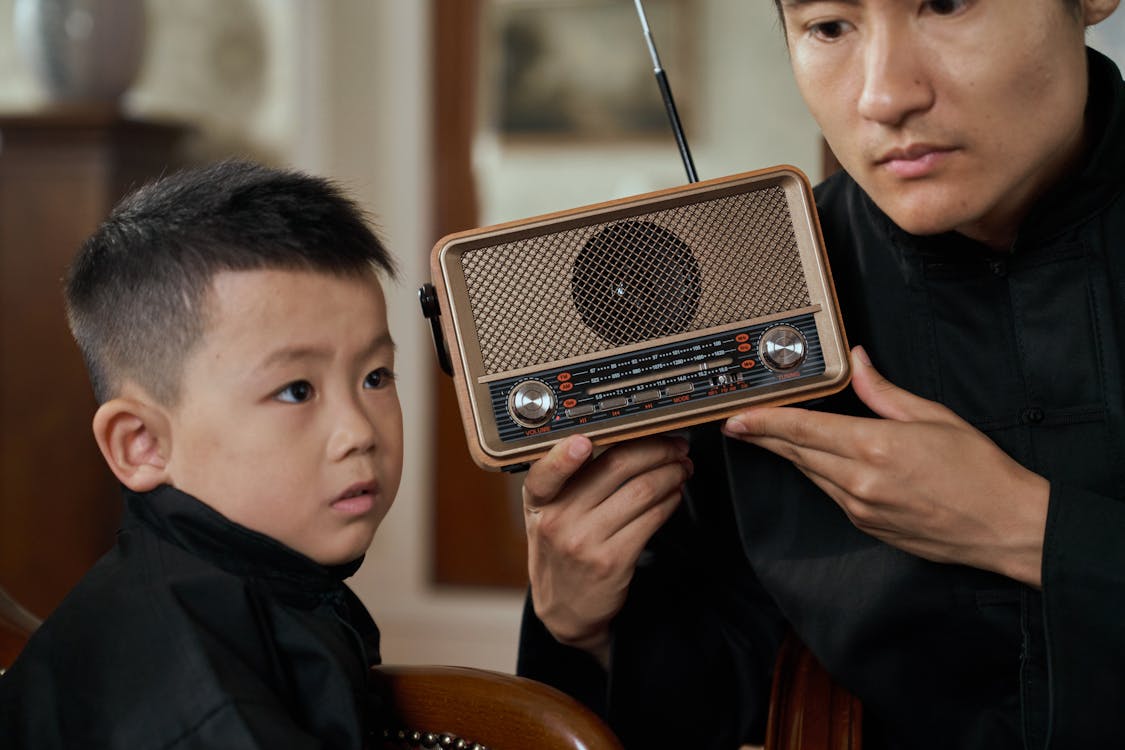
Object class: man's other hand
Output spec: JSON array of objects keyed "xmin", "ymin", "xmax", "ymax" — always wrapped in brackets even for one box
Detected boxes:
[
  {"xmin": 523, "ymin": 434, "xmax": 692, "ymax": 666},
  {"xmin": 722, "ymin": 346, "xmax": 1049, "ymax": 587}
]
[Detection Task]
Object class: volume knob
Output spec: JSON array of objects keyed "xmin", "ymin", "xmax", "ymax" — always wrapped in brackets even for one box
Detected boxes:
[
  {"xmin": 758, "ymin": 325, "xmax": 807, "ymax": 371},
  {"xmin": 507, "ymin": 380, "xmax": 557, "ymax": 428}
]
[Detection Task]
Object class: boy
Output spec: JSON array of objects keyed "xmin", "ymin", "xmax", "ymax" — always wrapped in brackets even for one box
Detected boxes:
[{"xmin": 0, "ymin": 160, "xmax": 403, "ymax": 748}]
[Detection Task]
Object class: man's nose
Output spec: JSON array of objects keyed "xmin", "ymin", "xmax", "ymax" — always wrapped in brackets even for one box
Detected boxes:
[{"xmin": 857, "ymin": 24, "xmax": 934, "ymax": 126}]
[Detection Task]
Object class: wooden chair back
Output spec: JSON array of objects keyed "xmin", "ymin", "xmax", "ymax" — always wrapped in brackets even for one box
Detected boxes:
[{"xmin": 372, "ymin": 664, "xmax": 624, "ymax": 750}]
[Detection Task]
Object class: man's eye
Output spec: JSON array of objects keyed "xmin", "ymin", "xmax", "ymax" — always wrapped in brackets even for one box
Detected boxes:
[
  {"xmin": 276, "ymin": 381, "xmax": 314, "ymax": 403},
  {"xmin": 364, "ymin": 367, "xmax": 395, "ymax": 390},
  {"xmin": 925, "ymin": 0, "xmax": 969, "ymax": 15},
  {"xmin": 809, "ymin": 20, "xmax": 848, "ymax": 41}
]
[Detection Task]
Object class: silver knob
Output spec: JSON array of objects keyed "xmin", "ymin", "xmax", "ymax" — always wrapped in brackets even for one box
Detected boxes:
[
  {"xmin": 507, "ymin": 380, "xmax": 556, "ymax": 428},
  {"xmin": 758, "ymin": 325, "xmax": 807, "ymax": 371}
]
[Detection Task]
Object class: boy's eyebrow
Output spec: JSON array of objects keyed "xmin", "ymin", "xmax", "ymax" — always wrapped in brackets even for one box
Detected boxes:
[{"xmin": 256, "ymin": 332, "xmax": 396, "ymax": 371}]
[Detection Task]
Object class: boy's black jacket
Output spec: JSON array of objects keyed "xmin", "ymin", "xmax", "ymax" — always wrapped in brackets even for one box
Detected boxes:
[{"xmin": 0, "ymin": 484, "xmax": 386, "ymax": 749}]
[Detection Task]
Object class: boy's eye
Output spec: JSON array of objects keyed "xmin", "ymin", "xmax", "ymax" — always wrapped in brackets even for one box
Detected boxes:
[
  {"xmin": 276, "ymin": 380, "xmax": 314, "ymax": 404},
  {"xmin": 364, "ymin": 367, "xmax": 395, "ymax": 390}
]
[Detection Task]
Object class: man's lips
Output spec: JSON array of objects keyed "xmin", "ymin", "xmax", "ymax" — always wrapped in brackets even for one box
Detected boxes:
[{"xmin": 874, "ymin": 143, "xmax": 956, "ymax": 179}]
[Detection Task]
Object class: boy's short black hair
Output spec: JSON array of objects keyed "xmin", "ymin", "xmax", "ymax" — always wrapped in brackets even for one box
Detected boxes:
[{"xmin": 65, "ymin": 160, "xmax": 397, "ymax": 406}]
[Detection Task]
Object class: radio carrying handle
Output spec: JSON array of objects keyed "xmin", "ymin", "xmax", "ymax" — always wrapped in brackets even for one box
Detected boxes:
[{"xmin": 420, "ymin": 283, "xmax": 453, "ymax": 377}]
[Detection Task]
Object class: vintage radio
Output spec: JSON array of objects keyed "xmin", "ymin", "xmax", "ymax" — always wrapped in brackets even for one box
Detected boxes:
[{"xmin": 420, "ymin": 165, "xmax": 850, "ymax": 470}]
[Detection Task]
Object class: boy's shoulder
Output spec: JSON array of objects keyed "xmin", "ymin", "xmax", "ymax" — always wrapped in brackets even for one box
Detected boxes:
[
  {"xmin": 1, "ymin": 523, "xmax": 290, "ymax": 747},
  {"xmin": 2, "ymin": 491, "xmax": 383, "ymax": 748}
]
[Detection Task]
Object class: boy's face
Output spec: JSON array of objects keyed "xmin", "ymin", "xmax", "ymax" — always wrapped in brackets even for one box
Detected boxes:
[
  {"xmin": 780, "ymin": 0, "xmax": 1108, "ymax": 247},
  {"xmin": 163, "ymin": 268, "xmax": 403, "ymax": 566}
]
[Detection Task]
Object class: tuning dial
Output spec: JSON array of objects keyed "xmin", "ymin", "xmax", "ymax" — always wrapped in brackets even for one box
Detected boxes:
[
  {"xmin": 507, "ymin": 380, "xmax": 557, "ymax": 428},
  {"xmin": 758, "ymin": 325, "xmax": 807, "ymax": 371}
]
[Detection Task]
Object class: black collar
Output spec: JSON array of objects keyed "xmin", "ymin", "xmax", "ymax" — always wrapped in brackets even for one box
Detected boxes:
[{"xmin": 122, "ymin": 483, "xmax": 366, "ymax": 602}]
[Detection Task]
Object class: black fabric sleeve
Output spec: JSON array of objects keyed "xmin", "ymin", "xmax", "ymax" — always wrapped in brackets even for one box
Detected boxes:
[
  {"xmin": 516, "ymin": 427, "xmax": 789, "ymax": 749},
  {"xmin": 516, "ymin": 595, "xmax": 611, "ymax": 716},
  {"xmin": 1040, "ymin": 482, "xmax": 1125, "ymax": 746}
]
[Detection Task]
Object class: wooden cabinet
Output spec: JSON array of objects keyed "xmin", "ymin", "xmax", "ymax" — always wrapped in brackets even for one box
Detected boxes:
[{"xmin": 0, "ymin": 109, "xmax": 186, "ymax": 618}]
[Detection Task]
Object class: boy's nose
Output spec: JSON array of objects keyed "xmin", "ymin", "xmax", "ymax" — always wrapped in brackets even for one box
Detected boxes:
[
  {"xmin": 857, "ymin": 25, "xmax": 934, "ymax": 126},
  {"xmin": 328, "ymin": 397, "xmax": 378, "ymax": 459}
]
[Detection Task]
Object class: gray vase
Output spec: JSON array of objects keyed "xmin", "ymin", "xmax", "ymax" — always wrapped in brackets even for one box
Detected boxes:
[{"xmin": 14, "ymin": 0, "xmax": 146, "ymax": 103}]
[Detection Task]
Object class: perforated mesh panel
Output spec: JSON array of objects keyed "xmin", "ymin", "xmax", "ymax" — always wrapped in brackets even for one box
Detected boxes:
[
  {"xmin": 460, "ymin": 185, "xmax": 809, "ymax": 375},
  {"xmin": 572, "ymin": 220, "xmax": 702, "ymax": 346}
]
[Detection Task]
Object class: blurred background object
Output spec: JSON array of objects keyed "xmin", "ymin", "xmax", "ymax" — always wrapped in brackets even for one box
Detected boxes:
[{"xmin": 14, "ymin": 0, "xmax": 146, "ymax": 104}]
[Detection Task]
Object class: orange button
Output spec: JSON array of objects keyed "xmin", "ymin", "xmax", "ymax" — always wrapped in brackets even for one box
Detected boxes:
[
  {"xmin": 741, "ymin": 359, "xmax": 755, "ymax": 369},
  {"xmin": 557, "ymin": 372, "xmax": 572, "ymax": 382},
  {"xmin": 562, "ymin": 398, "xmax": 577, "ymax": 408},
  {"xmin": 735, "ymin": 333, "xmax": 750, "ymax": 343},
  {"xmin": 560, "ymin": 381, "xmax": 574, "ymax": 392},
  {"xmin": 737, "ymin": 343, "xmax": 752, "ymax": 353}
]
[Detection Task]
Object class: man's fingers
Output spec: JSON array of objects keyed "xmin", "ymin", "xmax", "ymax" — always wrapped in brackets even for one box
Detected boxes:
[
  {"xmin": 723, "ymin": 406, "xmax": 863, "ymax": 456},
  {"xmin": 850, "ymin": 345, "xmax": 957, "ymax": 424},
  {"xmin": 722, "ymin": 347, "xmax": 965, "ymax": 450},
  {"xmin": 523, "ymin": 435, "xmax": 689, "ymax": 513},
  {"xmin": 592, "ymin": 458, "xmax": 691, "ymax": 536},
  {"xmin": 523, "ymin": 435, "xmax": 593, "ymax": 511},
  {"xmin": 604, "ymin": 486, "xmax": 684, "ymax": 565}
]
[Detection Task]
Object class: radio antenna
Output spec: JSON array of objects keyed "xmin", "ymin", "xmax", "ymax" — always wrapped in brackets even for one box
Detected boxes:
[{"xmin": 633, "ymin": 0, "xmax": 699, "ymax": 183}]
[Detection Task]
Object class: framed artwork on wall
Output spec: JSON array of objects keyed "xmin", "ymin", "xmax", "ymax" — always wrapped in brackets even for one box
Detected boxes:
[{"xmin": 480, "ymin": 0, "xmax": 694, "ymax": 142}]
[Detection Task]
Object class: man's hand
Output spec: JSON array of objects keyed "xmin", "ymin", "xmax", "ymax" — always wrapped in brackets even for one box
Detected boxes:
[
  {"xmin": 722, "ymin": 346, "xmax": 1049, "ymax": 587},
  {"xmin": 523, "ymin": 434, "xmax": 692, "ymax": 666}
]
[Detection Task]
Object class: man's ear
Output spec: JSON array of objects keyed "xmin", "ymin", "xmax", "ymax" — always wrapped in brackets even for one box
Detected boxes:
[
  {"xmin": 1084, "ymin": 0, "xmax": 1120, "ymax": 26},
  {"xmin": 92, "ymin": 398, "xmax": 172, "ymax": 492}
]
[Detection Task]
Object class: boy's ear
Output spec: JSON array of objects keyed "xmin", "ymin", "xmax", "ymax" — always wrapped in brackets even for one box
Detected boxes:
[{"xmin": 91, "ymin": 398, "xmax": 172, "ymax": 493}]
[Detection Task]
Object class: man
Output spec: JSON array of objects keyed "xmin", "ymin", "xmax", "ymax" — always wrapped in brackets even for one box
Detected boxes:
[{"xmin": 516, "ymin": 1, "xmax": 1125, "ymax": 748}]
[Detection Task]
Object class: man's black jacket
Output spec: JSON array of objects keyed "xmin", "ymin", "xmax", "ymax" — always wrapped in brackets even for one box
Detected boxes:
[{"xmin": 518, "ymin": 48, "xmax": 1125, "ymax": 750}]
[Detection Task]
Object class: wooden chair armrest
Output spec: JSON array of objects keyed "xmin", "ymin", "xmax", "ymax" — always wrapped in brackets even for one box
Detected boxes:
[
  {"xmin": 372, "ymin": 664, "xmax": 623, "ymax": 750},
  {"xmin": 765, "ymin": 634, "xmax": 862, "ymax": 750}
]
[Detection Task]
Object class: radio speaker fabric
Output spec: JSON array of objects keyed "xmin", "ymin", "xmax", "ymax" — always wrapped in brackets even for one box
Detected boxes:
[{"xmin": 425, "ymin": 166, "xmax": 850, "ymax": 470}]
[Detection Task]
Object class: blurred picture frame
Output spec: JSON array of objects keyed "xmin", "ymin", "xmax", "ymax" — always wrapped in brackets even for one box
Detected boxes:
[{"xmin": 480, "ymin": 0, "xmax": 693, "ymax": 142}]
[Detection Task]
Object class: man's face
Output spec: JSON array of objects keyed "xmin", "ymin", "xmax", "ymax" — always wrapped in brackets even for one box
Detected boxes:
[
  {"xmin": 164, "ymin": 268, "xmax": 404, "ymax": 566},
  {"xmin": 780, "ymin": 0, "xmax": 1101, "ymax": 248}
]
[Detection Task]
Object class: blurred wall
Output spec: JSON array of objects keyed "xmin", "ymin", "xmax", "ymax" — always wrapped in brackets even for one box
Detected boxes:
[
  {"xmin": 475, "ymin": 0, "xmax": 819, "ymax": 224},
  {"xmin": 0, "ymin": 0, "xmax": 822, "ymax": 672}
]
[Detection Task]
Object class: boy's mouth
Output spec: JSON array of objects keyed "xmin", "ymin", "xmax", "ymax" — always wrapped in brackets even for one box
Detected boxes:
[{"xmin": 332, "ymin": 482, "xmax": 377, "ymax": 514}]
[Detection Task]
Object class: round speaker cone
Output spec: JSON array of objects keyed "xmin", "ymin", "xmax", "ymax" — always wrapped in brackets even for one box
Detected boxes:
[{"xmin": 571, "ymin": 220, "xmax": 701, "ymax": 346}]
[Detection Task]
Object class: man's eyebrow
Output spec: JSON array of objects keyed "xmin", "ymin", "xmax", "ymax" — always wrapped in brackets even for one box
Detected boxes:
[{"xmin": 780, "ymin": 0, "xmax": 860, "ymax": 6}]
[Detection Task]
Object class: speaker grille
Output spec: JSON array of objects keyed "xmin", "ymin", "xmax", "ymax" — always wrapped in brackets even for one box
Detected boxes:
[
  {"xmin": 571, "ymin": 220, "xmax": 702, "ymax": 346},
  {"xmin": 460, "ymin": 185, "xmax": 809, "ymax": 375}
]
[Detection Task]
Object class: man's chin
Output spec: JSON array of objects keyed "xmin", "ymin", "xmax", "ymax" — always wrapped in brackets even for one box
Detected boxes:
[{"xmin": 868, "ymin": 189, "xmax": 980, "ymax": 239}]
